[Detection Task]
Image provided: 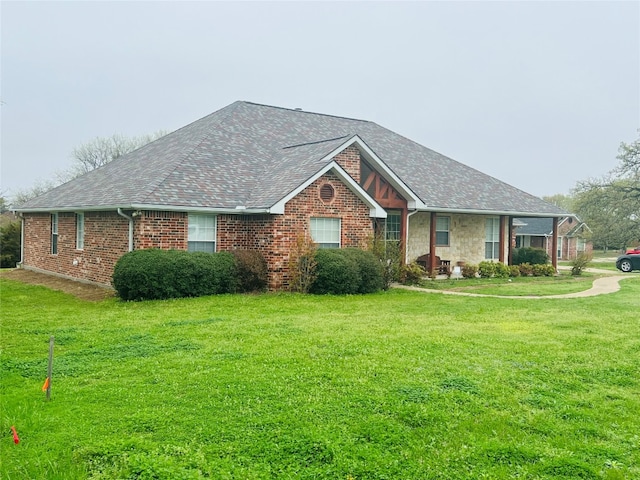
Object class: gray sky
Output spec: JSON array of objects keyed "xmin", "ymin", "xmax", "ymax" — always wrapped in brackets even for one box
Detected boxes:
[{"xmin": 2, "ymin": 1, "xmax": 638, "ymax": 202}]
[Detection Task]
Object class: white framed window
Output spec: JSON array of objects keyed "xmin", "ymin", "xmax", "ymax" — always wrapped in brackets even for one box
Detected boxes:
[
  {"xmin": 557, "ymin": 236, "xmax": 563, "ymax": 259},
  {"xmin": 310, "ymin": 217, "xmax": 341, "ymax": 249},
  {"xmin": 385, "ymin": 211, "xmax": 401, "ymax": 242},
  {"xmin": 577, "ymin": 237, "xmax": 586, "ymax": 252},
  {"xmin": 76, "ymin": 212, "xmax": 85, "ymax": 250},
  {"xmin": 51, "ymin": 213, "xmax": 58, "ymax": 255},
  {"xmin": 436, "ymin": 216, "xmax": 450, "ymax": 246},
  {"xmin": 188, "ymin": 214, "xmax": 216, "ymax": 253},
  {"xmin": 485, "ymin": 217, "xmax": 500, "ymax": 260}
]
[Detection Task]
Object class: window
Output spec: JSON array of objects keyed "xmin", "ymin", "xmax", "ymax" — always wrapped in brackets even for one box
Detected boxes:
[
  {"xmin": 385, "ymin": 211, "xmax": 401, "ymax": 242},
  {"xmin": 76, "ymin": 213, "xmax": 85, "ymax": 250},
  {"xmin": 51, "ymin": 213, "xmax": 58, "ymax": 254},
  {"xmin": 188, "ymin": 214, "xmax": 216, "ymax": 253},
  {"xmin": 557, "ymin": 236, "xmax": 563, "ymax": 259},
  {"xmin": 485, "ymin": 217, "xmax": 500, "ymax": 259},
  {"xmin": 310, "ymin": 217, "xmax": 340, "ymax": 248},
  {"xmin": 577, "ymin": 237, "xmax": 586, "ymax": 252},
  {"xmin": 435, "ymin": 216, "xmax": 450, "ymax": 246}
]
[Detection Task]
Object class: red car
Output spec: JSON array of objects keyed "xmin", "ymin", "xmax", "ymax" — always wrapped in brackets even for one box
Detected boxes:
[{"xmin": 626, "ymin": 247, "xmax": 640, "ymax": 255}]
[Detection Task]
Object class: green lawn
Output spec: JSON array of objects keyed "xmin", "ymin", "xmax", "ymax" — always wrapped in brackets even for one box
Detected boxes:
[{"xmin": 2, "ymin": 277, "xmax": 639, "ymax": 479}]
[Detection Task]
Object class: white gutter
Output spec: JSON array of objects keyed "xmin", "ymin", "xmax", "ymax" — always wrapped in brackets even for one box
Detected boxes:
[
  {"xmin": 13, "ymin": 204, "xmax": 272, "ymax": 215},
  {"xmin": 117, "ymin": 208, "xmax": 134, "ymax": 251},
  {"xmin": 17, "ymin": 212, "xmax": 24, "ymax": 266}
]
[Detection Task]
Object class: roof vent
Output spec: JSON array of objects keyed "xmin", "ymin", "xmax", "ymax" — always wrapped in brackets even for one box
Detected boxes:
[
  {"xmin": 320, "ymin": 183, "xmax": 335, "ymax": 203},
  {"xmin": 294, "ymin": 108, "xmax": 302, "ymax": 111}
]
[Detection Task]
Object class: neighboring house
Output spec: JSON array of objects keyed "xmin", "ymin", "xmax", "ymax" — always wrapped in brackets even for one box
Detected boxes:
[
  {"xmin": 14, "ymin": 101, "xmax": 568, "ymax": 289},
  {"xmin": 515, "ymin": 217, "xmax": 592, "ymax": 260}
]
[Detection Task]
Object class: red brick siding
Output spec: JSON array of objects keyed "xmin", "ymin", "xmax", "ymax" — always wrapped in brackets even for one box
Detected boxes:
[
  {"xmin": 21, "ymin": 172, "xmax": 374, "ymax": 289},
  {"xmin": 333, "ymin": 145, "xmax": 361, "ymax": 183},
  {"xmin": 22, "ymin": 211, "xmax": 130, "ymax": 285},
  {"xmin": 136, "ymin": 211, "xmax": 187, "ymax": 250}
]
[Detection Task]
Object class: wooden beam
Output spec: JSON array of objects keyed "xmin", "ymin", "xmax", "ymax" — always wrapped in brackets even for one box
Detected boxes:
[
  {"xmin": 507, "ymin": 216, "xmax": 514, "ymax": 265},
  {"xmin": 551, "ymin": 217, "xmax": 558, "ymax": 270},
  {"xmin": 499, "ymin": 215, "xmax": 506, "ymax": 263},
  {"xmin": 429, "ymin": 212, "xmax": 437, "ymax": 274}
]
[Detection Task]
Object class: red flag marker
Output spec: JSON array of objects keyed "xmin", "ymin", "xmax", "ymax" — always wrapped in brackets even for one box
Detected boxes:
[
  {"xmin": 42, "ymin": 377, "xmax": 50, "ymax": 392},
  {"xmin": 10, "ymin": 426, "xmax": 19, "ymax": 444}
]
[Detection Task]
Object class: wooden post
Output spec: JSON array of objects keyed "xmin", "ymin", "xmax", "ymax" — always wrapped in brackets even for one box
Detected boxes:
[
  {"xmin": 429, "ymin": 212, "xmax": 437, "ymax": 275},
  {"xmin": 46, "ymin": 336, "xmax": 54, "ymax": 401},
  {"xmin": 499, "ymin": 215, "xmax": 506, "ymax": 264},
  {"xmin": 551, "ymin": 217, "xmax": 559, "ymax": 271}
]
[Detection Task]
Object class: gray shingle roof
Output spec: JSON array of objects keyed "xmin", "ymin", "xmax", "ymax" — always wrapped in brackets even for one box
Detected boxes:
[
  {"xmin": 16, "ymin": 101, "xmax": 567, "ymax": 216},
  {"xmin": 515, "ymin": 217, "xmax": 555, "ymax": 235}
]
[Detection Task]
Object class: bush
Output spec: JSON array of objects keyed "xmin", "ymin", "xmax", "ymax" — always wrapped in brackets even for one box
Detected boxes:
[
  {"xmin": 368, "ymin": 236, "xmax": 401, "ymax": 290},
  {"xmin": 494, "ymin": 262, "xmax": 511, "ymax": 278},
  {"xmin": 570, "ymin": 252, "xmax": 592, "ymax": 276},
  {"xmin": 289, "ymin": 233, "xmax": 317, "ymax": 293},
  {"xmin": 341, "ymin": 248, "xmax": 385, "ymax": 293},
  {"xmin": 0, "ymin": 220, "xmax": 21, "ymax": 268},
  {"xmin": 399, "ymin": 262, "xmax": 425, "ymax": 285},
  {"xmin": 478, "ymin": 261, "xmax": 497, "ymax": 278},
  {"xmin": 310, "ymin": 249, "xmax": 360, "ymax": 295},
  {"xmin": 232, "ymin": 250, "xmax": 268, "ymax": 292},
  {"xmin": 509, "ymin": 265, "xmax": 521, "ymax": 277},
  {"xmin": 112, "ymin": 249, "xmax": 238, "ymax": 301},
  {"xmin": 461, "ymin": 264, "xmax": 478, "ymax": 278},
  {"xmin": 532, "ymin": 263, "xmax": 556, "ymax": 277},
  {"xmin": 512, "ymin": 247, "xmax": 549, "ymax": 265},
  {"xmin": 518, "ymin": 263, "xmax": 534, "ymax": 276}
]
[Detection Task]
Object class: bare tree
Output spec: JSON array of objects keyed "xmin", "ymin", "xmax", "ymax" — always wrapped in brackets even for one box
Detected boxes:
[{"xmin": 69, "ymin": 131, "xmax": 167, "ymax": 176}]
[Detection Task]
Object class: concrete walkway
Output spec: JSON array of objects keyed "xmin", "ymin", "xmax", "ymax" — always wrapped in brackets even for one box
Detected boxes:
[{"xmin": 394, "ymin": 272, "xmax": 634, "ymax": 300}]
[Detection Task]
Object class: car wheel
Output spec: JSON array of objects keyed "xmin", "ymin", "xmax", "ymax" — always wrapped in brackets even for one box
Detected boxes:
[{"xmin": 620, "ymin": 259, "xmax": 633, "ymax": 272}]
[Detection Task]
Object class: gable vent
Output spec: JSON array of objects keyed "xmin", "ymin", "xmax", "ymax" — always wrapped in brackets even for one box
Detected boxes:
[{"xmin": 319, "ymin": 184, "xmax": 335, "ymax": 203}]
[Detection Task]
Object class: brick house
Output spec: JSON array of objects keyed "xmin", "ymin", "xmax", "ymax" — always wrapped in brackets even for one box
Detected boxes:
[
  {"xmin": 14, "ymin": 101, "xmax": 568, "ymax": 289},
  {"xmin": 515, "ymin": 217, "xmax": 593, "ymax": 260}
]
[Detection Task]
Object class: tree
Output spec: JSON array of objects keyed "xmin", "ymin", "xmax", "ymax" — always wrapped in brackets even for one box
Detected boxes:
[
  {"xmin": 11, "ymin": 131, "xmax": 167, "ymax": 206},
  {"xmin": 542, "ymin": 193, "xmax": 574, "ymax": 212},
  {"xmin": 572, "ymin": 132, "xmax": 640, "ymax": 251},
  {"xmin": 68, "ymin": 131, "xmax": 167, "ymax": 177},
  {"xmin": 0, "ymin": 220, "xmax": 21, "ymax": 268}
]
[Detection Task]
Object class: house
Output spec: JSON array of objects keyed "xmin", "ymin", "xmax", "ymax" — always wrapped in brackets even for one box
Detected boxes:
[
  {"xmin": 515, "ymin": 217, "xmax": 592, "ymax": 260},
  {"xmin": 14, "ymin": 101, "xmax": 568, "ymax": 289}
]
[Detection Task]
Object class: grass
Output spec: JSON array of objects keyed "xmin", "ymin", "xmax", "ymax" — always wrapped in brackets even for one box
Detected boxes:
[
  {"xmin": 1, "ymin": 276, "xmax": 639, "ymax": 479},
  {"xmin": 418, "ymin": 271, "xmax": 602, "ymax": 296}
]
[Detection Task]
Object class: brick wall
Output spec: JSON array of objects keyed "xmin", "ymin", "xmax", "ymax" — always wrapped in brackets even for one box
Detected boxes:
[
  {"xmin": 333, "ymin": 145, "xmax": 361, "ymax": 183},
  {"xmin": 21, "ymin": 171, "xmax": 374, "ymax": 290},
  {"xmin": 22, "ymin": 211, "xmax": 130, "ymax": 285}
]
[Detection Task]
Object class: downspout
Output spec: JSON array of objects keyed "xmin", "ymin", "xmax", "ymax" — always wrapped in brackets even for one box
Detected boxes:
[
  {"xmin": 117, "ymin": 208, "xmax": 134, "ymax": 252},
  {"xmin": 17, "ymin": 212, "xmax": 24, "ymax": 267},
  {"xmin": 405, "ymin": 209, "xmax": 419, "ymax": 262}
]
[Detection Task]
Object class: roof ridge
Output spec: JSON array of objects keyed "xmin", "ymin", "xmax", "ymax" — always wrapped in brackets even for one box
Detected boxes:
[
  {"xmin": 282, "ymin": 135, "xmax": 351, "ymax": 150},
  {"xmin": 241, "ymin": 101, "xmax": 372, "ymax": 124}
]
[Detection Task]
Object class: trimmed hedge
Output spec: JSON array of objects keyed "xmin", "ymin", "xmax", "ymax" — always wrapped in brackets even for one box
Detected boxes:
[
  {"xmin": 112, "ymin": 249, "xmax": 237, "ymax": 301},
  {"xmin": 310, "ymin": 248, "xmax": 384, "ymax": 295},
  {"xmin": 512, "ymin": 247, "xmax": 549, "ymax": 266},
  {"xmin": 232, "ymin": 249, "xmax": 268, "ymax": 292}
]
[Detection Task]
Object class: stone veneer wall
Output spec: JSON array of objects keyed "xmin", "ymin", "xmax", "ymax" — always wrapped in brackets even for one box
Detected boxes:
[{"xmin": 407, "ymin": 212, "xmax": 508, "ymax": 266}]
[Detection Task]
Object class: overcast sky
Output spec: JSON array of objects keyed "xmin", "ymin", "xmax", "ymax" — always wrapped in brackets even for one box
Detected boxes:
[{"xmin": 2, "ymin": 1, "xmax": 638, "ymax": 203}]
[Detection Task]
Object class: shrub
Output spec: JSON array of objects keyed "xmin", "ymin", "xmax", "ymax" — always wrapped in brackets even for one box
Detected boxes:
[
  {"xmin": 368, "ymin": 235, "xmax": 401, "ymax": 290},
  {"xmin": 532, "ymin": 263, "xmax": 556, "ymax": 277},
  {"xmin": 512, "ymin": 247, "xmax": 549, "ymax": 265},
  {"xmin": 310, "ymin": 249, "xmax": 360, "ymax": 295},
  {"xmin": 112, "ymin": 249, "xmax": 238, "ymax": 301},
  {"xmin": 461, "ymin": 264, "xmax": 478, "ymax": 278},
  {"xmin": 494, "ymin": 262, "xmax": 511, "ymax": 278},
  {"xmin": 509, "ymin": 265, "xmax": 521, "ymax": 277},
  {"xmin": 232, "ymin": 250, "xmax": 268, "ymax": 292},
  {"xmin": 399, "ymin": 262, "xmax": 425, "ymax": 285},
  {"xmin": 570, "ymin": 252, "xmax": 592, "ymax": 276},
  {"xmin": 518, "ymin": 263, "xmax": 534, "ymax": 276},
  {"xmin": 341, "ymin": 248, "xmax": 385, "ymax": 293},
  {"xmin": 478, "ymin": 261, "xmax": 497, "ymax": 278},
  {"xmin": 0, "ymin": 220, "xmax": 21, "ymax": 268},
  {"xmin": 288, "ymin": 233, "xmax": 317, "ymax": 293}
]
